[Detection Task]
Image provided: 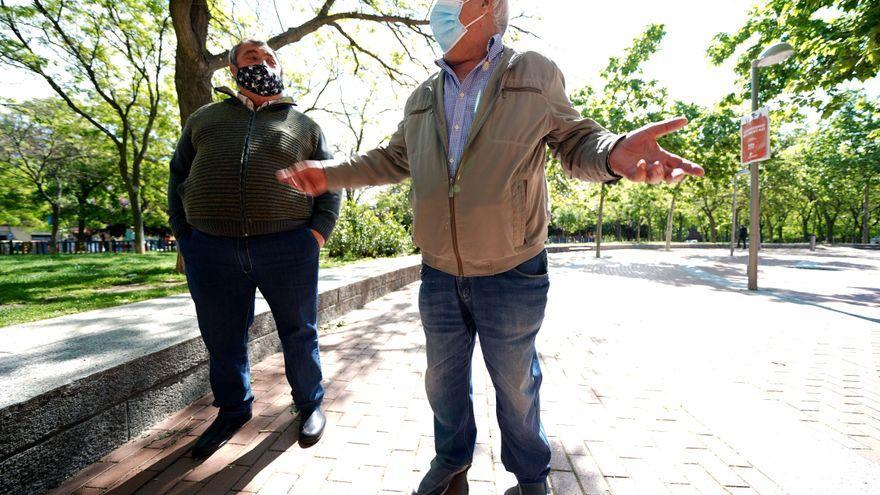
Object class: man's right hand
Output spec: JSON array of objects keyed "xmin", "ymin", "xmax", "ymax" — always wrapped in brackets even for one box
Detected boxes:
[{"xmin": 275, "ymin": 160, "xmax": 331, "ymax": 196}]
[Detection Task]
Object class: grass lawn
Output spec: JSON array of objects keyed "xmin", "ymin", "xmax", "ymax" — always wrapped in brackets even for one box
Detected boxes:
[{"xmin": 0, "ymin": 252, "xmax": 354, "ymax": 328}]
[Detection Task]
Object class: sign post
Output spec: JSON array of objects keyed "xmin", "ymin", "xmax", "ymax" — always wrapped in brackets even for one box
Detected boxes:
[
  {"xmin": 744, "ymin": 43, "xmax": 794, "ymax": 291},
  {"xmin": 742, "ymin": 103, "xmax": 772, "ymax": 290}
]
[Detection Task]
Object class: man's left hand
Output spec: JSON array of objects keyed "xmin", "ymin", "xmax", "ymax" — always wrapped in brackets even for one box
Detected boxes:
[
  {"xmin": 609, "ymin": 117, "xmax": 705, "ymax": 185},
  {"xmin": 311, "ymin": 229, "xmax": 325, "ymax": 248}
]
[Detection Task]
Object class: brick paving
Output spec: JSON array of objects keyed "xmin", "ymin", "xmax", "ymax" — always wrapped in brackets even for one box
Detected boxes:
[{"xmin": 48, "ymin": 247, "xmax": 880, "ymax": 494}]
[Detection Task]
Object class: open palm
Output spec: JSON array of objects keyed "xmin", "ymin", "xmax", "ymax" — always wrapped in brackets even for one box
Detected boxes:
[{"xmin": 609, "ymin": 117, "xmax": 705, "ymax": 184}]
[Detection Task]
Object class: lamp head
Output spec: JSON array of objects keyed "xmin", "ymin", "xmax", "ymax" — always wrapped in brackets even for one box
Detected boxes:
[{"xmin": 756, "ymin": 42, "xmax": 795, "ymax": 68}]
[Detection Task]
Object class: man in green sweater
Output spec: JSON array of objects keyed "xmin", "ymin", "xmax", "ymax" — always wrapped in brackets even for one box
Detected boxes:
[{"xmin": 167, "ymin": 39, "xmax": 340, "ymax": 459}]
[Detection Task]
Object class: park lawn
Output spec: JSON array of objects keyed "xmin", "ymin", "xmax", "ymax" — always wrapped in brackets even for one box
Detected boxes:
[{"xmin": 0, "ymin": 252, "xmax": 352, "ymax": 327}]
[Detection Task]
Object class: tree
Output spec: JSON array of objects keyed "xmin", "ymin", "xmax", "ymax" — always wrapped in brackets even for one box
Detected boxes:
[
  {"xmin": 0, "ymin": 0, "xmax": 171, "ymax": 253},
  {"xmin": 828, "ymin": 94, "xmax": 880, "ymax": 243},
  {"xmin": 0, "ymin": 108, "xmax": 68, "ymax": 250},
  {"xmin": 674, "ymin": 105, "xmax": 741, "ymax": 243},
  {"xmin": 570, "ymin": 24, "xmax": 672, "ymax": 251},
  {"xmin": 709, "ymin": 0, "xmax": 880, "ymax": 115},
  {"xmin": 0, "ymin": 99, "xmax": 116, "ymax": 248},
  {"xmin": 169, "ymin": 0, "xmax": 434, "ymax": 123}
]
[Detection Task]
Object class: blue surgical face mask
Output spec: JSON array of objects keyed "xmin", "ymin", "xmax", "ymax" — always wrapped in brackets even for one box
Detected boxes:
[{"xmin": 429, "ymin": 0, "xmax": 488, "ymax": 54}]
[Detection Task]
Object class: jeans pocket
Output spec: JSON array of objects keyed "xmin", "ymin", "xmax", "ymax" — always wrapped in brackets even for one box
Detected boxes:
[
  {"xmin": 176, "ymin": 229, "xmax": 194, "ymax": 254},
  {"xmin": 304, "ymin": 227, "xmax": 320, "ymax": 254},
  {"xmin": 510, "ymin": 250, "xmax": 548, "ymax": 279}
]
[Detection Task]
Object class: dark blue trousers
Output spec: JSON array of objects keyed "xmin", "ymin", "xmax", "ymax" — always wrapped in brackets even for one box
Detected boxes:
[{"xmin": 178, "ymin": 227, "xmax": 323, "ymax": 418}]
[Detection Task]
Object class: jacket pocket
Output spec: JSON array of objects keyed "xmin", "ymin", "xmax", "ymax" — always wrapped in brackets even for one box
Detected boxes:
[
  {"xmin": 491, "ymin": 88, "xmax": 546, "ymax": 145},
  {"xmin": 501, "ymin": 86, "xmax": 543, "ymax": 97},
  {"xmin": 511, "ymin": 180, "xmax": 527, "ymax": 247}
]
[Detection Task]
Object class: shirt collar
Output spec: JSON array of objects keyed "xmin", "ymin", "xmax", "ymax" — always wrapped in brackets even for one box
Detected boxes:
[
  {"xmin": 435, "ymin": 34, "xmax": 505, "ymax": 82},
  {"xmin": 235, "ymin": 92, "xmax": 285, "ymax": 111},
  {"xmin": 213, "ymin": 86, "xmax": 296, "ymax": 111}
]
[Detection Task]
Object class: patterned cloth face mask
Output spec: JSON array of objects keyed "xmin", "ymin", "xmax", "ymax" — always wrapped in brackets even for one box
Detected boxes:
[
  {"xmin": 429, "ymin": 0, "xmax": 488, "ymax": 54},
  {"xmin": 235, "ymin": 62, "xmax": 285, "ymax": 97}
]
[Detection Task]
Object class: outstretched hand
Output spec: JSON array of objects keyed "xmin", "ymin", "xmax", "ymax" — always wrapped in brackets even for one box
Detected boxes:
[
  {"xmin": 609, "ymin": 117, "xmax": 705, "ymax": 185},
  {"xmin": 276, "ymin": 160, "xmax": 330, "ymax": 196}
]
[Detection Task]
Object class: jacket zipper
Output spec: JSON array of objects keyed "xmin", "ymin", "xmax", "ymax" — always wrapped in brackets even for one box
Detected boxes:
[
  {"xmin": 239, "ymin": 111, "xmax": 257, "ymax": 237},
  {"xmin": 444, "ymin": 71, "xmax": 517, "ymax": 277},
  {"xmin": 448, "ymin": 170, "xmax": 464, "ymax": 276}
]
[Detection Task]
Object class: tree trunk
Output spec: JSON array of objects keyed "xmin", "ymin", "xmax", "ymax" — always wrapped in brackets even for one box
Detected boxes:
[
  {"xmin": 677, "ymin": 213, "xmax": 683, "ymax": 241},
  {"xmin": 130, "ymin": 188, "xmax": 145, "ymax": 254},
  {"xmin": 636, "ymin": 219, "xmax": 641, "ymax": 243},
  {"xmin": 75, "ymin": 193, "xmax": 88, "ymax": 244},
  {"xmin": 707, "ymin": 212, "xmax": 717, "ymax": 243},
  {"xmin": 863, "ymin": 182, "xmax": 870, "ymax": 244},
  {"xmin": 823, "ymin": 212, "xmax": 836, "ymax": 244},
  {"xmin": 50, "ymin": 203, "xmax": 61, "ymax": 254},
  {"xmin": 764, "ymin": 216, "xmax": 775, "ymax": 244},
  {"xmin": 801, "ymin": 208, "xmax": 811, "ymax": 241},
  {"xmin": 171, "ymin": 0, "xmax": 214, "ymax": 124},
  {"xmin": 596, "ymin": 183, "xmax": 605, "ymax": 258},
  {"xmin": 665, "ymin": 193, "xmax": 676, "ymax": 251}
]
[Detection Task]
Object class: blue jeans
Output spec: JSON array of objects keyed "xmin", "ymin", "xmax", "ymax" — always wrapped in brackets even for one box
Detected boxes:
[
  {"xmin": 418, "ymin": 250, "xmax": 552, "ymax": 485},
  {"xmin": 178, "ymin": 227, "xmax": 323, "ymax": 418}
]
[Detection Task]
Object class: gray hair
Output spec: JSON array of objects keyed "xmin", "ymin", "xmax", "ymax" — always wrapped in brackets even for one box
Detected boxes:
[
  {"xmin": 491, "ymin": 0, "xmax": 509, "ymax": 36},
  {"xmin": 228, "ymin": 38, "xmax": 273, "ymax": 67}
]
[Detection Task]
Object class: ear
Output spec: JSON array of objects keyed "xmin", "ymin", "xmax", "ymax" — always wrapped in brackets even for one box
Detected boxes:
[{"xmin": 482, "ymin": 0, "xmax": 492, "ymax": 14}]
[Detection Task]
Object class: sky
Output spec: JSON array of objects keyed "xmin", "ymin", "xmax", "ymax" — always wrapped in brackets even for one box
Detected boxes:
[
  {"xmin": 2, "ymin": 0, "xmax": 876, "ymax": 136},
  {"xmin": 516, "ymin": 0, "xmax": 755, "ymax": 107},
  {"xmin": 0, "ymin": 0, "xmax": 755, "ymax": 106}
]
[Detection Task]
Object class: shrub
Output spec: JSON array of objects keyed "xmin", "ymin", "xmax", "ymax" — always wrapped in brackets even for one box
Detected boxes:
[{"xmin": 326, "ymin": 201, "xmax": 413, "ymax": 259}]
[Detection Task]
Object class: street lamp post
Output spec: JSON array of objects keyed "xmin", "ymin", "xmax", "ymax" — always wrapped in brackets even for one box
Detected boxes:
[
  {"xmin": 747, "ymin": 42, "xmax": 795, "ymax": 291},
  {"xmin": 730, "ymin": 168, "xmax": 750, "ymax": 257}
]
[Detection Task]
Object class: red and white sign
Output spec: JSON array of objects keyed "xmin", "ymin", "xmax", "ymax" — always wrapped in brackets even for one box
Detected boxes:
[{"xmin": 741, "ymin": 107, "xmax": 771, "ymax": 164}]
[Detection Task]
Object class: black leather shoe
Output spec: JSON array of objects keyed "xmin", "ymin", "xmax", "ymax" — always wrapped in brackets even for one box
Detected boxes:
[
  {"xmin": 298, "ymin": 407, "xmax": 326, "ymax": 448},
  {"xmin": 413, "ymin": 465, "xmax": 470, "ymax": 495},
  {"xmin": 503, "ymin": 480, "xmax": 550, "ymax": 495},
  {"xmin": 191, "ymin": 412, "xmax": 252, "ymax": 459}
]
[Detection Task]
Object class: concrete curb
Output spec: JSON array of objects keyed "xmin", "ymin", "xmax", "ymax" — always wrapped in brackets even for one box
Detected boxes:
[
  {"xmin": 547, "ymin": 243, "xmax": 880, "ymax": 252},
  {"xmin": 0, "ymin": 263, "xmax": 420, "ymax": 495}
]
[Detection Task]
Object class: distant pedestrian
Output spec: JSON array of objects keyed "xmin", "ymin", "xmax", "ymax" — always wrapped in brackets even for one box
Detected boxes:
[{"xmin": 738, "ymin": 225, "xmax": 748, "ymax": 249}]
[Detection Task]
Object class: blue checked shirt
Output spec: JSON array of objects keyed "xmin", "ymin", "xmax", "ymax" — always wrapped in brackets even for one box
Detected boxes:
[{"xmin": 436, "ymin": 34, "xmax": 505, "ymax": 178}]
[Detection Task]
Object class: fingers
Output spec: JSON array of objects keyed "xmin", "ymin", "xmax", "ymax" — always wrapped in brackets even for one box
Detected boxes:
[
  {"xmin": 666, "ymin": 168, "xmax": 687, "ymax": 185},
  {"xmin": 276, "ymin": 162, "xmax": 323, "ymax": 195},
  {"xmin": 631, "ymin": 159, "xmax": 648, "ymax": 182},
  {"xmin": 647, "ymin": 161, "xmax": 665, "ymax": 185},
  {"xmin": 643, "ymin": 116, "xmax": 689, "ymax": 138}
]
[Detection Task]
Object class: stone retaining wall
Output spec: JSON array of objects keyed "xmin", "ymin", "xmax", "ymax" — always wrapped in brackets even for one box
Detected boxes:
[{"xmin": 0, "ymin": 264, "xmax": 420, "ymax": 495}]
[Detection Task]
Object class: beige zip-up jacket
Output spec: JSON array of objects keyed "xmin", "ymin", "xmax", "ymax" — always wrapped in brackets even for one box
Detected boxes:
[{"xmin": 324, "ymin": 48, "xmax": 623, "ymax": 276}]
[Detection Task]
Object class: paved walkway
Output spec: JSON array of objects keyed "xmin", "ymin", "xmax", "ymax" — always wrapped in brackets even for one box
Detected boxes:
[{"xmin": 49, "ymin": 247, "xmax": 880, "ymax": 495}]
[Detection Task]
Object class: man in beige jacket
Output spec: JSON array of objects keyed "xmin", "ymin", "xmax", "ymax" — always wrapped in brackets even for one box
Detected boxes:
[{"xmin": 278, "ymin": 1, "xmax": 703, "ymax": 493}]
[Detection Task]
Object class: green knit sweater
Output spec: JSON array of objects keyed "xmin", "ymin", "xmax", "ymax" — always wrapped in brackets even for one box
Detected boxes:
[{"xmin": 167, "ymin": 88, "xmax": 340, "ymax": 239}]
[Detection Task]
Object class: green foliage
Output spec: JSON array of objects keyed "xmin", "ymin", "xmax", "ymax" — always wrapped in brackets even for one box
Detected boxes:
[
  {"xmin": 325, "ymin": 201, "xmax": 413, "ymax": 260},
  {"xmin": 554, "ymin": 202, "xmax": 590, "ymax": 236},
  {"xmin": 709, "ymin": 0, "xmax": 880, "ymax": 115},
  {"xmin": 373, "ymin": 181, "xmax": 414, "ymax": 232}
]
